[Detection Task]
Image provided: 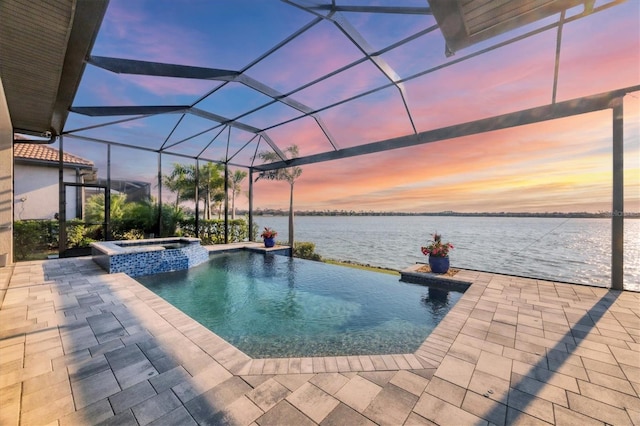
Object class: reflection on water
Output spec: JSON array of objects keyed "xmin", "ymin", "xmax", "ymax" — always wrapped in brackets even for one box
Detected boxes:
[
  {"xmin": 421, "ymin": 287, "xmax": 450, "ymax": 316},
  {"xmin": 422, "ymin": 287, "xmax": 448, "ymax": 303}
]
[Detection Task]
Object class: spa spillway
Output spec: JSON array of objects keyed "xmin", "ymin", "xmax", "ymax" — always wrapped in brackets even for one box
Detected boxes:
[{"xmin": 92, "ymin": 237, "xmax": 209, "ymax": 277}]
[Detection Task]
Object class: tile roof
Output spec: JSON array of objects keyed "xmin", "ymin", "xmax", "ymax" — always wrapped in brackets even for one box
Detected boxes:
[{"xmin": 14, "ymin": 143, "xmax": 94, "ymax": 167}]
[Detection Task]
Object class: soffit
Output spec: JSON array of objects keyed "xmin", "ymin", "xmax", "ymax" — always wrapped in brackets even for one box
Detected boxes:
[{"xmin": 0, "ymin": 0, "xmax": 108, "ymax": 137}]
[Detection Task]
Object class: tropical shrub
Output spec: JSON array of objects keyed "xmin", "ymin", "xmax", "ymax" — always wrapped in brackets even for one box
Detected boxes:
[
  {"xmin": 293, "ymin": 241, "xmax": 322, "ymax": 261},
  {"xmin": 87, "ymin": 195, "xmax": 185, "ymax": 239},
  {"xmin": 13, "ymin": 220, "xmax": 50, "ymax": 260},
  {"xmin": 120, "ymin": 229, "xmax": 145, "ymax": 240},
  {"xmin": 85, "ymin": 193, "xmax": 127, "ymax": 223},
  {"xmin": 66, "ymin": 219, "xmax": 96, "ymax": 248}
]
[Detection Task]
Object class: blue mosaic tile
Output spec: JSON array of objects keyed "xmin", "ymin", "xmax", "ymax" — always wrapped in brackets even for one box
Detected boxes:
[{"xmin": 92, "ymin": 239, "xmax": 209, "ymax": 277}]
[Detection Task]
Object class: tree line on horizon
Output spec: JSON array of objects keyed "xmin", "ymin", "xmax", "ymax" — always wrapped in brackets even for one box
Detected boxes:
[{"xmin": 245, "ymin": 209, "xmax": 640, "ymax": 219}]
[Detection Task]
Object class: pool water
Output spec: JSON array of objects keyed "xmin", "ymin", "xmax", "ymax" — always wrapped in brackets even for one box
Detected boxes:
[{"xmin": 136, "ymin": 251, "xmax": 463, "ymax": 358}]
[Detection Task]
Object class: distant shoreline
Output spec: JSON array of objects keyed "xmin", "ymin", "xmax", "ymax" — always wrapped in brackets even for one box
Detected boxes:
[{"xmin": 247, "ymin": 210, "xmax": 640, "ymax": 219}]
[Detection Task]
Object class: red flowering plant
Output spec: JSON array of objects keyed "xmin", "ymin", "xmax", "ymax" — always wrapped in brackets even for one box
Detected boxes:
[
  {"xmin": 260, "ymin": 227, "xmax": 277, "ymax": 239},
  {"xmin": 421, "ymin": 232, "xmax": 453, "ymax": 257}
]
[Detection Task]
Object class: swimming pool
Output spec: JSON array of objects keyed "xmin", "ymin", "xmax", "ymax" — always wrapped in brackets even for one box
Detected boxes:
[{"xmin": 136, "ymin": 251, "xmax": 463, "ymax": 358}]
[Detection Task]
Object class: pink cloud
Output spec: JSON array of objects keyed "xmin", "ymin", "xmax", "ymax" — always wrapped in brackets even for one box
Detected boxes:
[
  {"xmin": 248, "ymin": 23, "xmax": 363, "ymax": 92},
  {"xmin": 95, "ymin": 1, "xmax": 223, "ymax": 98},
  {"xmin": 250, "ymin": 102, "xmax": 637, "ymax": 213},
  {"xmin": 100, "ymin": 2, "xmax": 207, "ymax": 65},
  {"xmin": 90, "ymin": 80, "xmax": 136, "ymax": 106}
]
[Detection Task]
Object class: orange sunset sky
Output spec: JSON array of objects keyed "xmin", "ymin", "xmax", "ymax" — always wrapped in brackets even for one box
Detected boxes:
[{"xmin": 252, "ymin": 105, "xmax": 640, "ymax": 213}]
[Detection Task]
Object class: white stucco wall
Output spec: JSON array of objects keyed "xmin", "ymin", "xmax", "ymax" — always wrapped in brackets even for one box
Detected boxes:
[
  {"xmin": 0, "ymin": 76, "xmax": 13, "ymax": 266},
  {"xmin": 13, "ymin": 164, "xmax": 82, "ymax": 220}
]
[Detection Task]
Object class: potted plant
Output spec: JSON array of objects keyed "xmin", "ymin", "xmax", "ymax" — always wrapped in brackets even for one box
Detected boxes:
[
  {"xmin": 260, "ymin": 227, "xmax": 277, "ymax": 248},
  {"xmin": 421, "ymin": 232, "xmax": 454, "ymax": 273}
]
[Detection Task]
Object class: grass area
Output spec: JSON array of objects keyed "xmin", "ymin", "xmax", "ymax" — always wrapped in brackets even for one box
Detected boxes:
[{"xmin": 323, "ymin": 259, "xmax": 400, "ymax": 276}]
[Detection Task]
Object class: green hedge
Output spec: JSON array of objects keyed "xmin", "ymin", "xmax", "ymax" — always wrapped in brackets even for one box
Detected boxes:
[
  {"xmin": 13, "ymin": 220, "xmax": 58, "ymax": 260},
  {"xmin": 178, "ymin": 218, "xmax": 249, "ymax": 244}
]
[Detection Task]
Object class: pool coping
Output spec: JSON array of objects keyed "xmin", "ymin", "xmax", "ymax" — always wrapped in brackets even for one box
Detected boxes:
[
  {"xmin": 400, "ymin": 263, "xmax": 472, "ymax": 293},
  {"xmin": 92, "ymin": 237, "xmax": 203, "ymax": 255}
]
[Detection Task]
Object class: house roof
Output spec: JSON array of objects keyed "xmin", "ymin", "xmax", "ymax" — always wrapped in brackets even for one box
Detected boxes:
[{"xmin": 14, "ymin": 143, "xmax": 94, "ymax": 168}]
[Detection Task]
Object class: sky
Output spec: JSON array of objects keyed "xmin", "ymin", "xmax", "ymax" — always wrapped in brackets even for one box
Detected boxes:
[{"xmin": 64, "ymin": 0, "xmax": 640, "ymax": 214}]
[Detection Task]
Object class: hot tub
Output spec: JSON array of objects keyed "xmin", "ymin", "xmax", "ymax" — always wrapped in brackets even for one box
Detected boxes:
[{"xmin": 91, "ymin": 237, "xmax": 209, "ymax": 277}]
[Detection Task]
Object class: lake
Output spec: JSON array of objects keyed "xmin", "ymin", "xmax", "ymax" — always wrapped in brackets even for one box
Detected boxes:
[{"xmin": 255, "ymin": 215, "xmax": 639, "ymax": 291}]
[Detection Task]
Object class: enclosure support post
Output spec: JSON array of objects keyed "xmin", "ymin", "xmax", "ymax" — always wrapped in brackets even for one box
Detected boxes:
[
  {"xmin": 58, "ymin": 135, "xmax": 65, "ymax": 257},
  {"xmin": 157, "ymin": 152, "xmax": 162, "ymax": 238},
  {"xmin": 195, "ymin": 159, "xmax": 200, "ymax": 239},
  {"xmin": 106, "ymin": 144, "xmax": 111, "ymax": 240},
  {"xmin": 248, "ymin": 168, "xmax": 254, "ymax": 242},
  {"xmin": 611, "ymin": 97, "xmax": 624, "ymax": 291},
  {"xmin": 224, "ymin": 163, "xmax": 229, "ymax": 244}
]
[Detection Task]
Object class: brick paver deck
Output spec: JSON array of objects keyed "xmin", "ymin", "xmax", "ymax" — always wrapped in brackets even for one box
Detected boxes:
[{"xmin": 1, "ymin": 254, "xmax": 638, "ymax": 425}]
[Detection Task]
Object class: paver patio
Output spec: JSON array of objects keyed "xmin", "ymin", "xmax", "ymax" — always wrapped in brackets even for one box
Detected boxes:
[{"xmin": 0, "ymin": 252, "xmax": 638, "ymax": 425}]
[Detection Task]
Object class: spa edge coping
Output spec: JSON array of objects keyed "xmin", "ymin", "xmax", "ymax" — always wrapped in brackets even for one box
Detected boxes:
[
  {"xmin": 91, "ymin": 237, "xmax": 202, "ymax": 255},
  {"xmin": 91, "ymin": 239, "xmax": 293, "ymax": 255}
]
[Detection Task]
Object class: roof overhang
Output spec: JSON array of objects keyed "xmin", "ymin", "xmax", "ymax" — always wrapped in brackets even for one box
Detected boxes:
[
  {"xmin": 13, "ymin": 157, "xmax": 95, "ymax": 170},
  {"xmin": 0, "ymin": 0, "xmax": 109, "ymax": 138},
  {"xmin": 429, "ymin": 0, "xmax": 593, "ymax": 55}
]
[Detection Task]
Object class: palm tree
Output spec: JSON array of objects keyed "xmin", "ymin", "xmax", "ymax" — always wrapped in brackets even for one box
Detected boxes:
[
  {"xmin": 213, "ymin": 191, "xmax": 225, "ymax": 219},
  {"xmin": 85, "ymin": 192, "xmax": 127, "ymax": 223},
  {"xmin": 229, "ymin": 169, "xmax": 247, "ymax": 220},
  {"xmin": 163, "ymin": 163, "xmax": 190, "ymax": 210},
  {"xmin": 256, "ymin": 145, "xmax": 302, "ymax": 250},
  {"xmin": 199, "ymin": 162, "xmax": 224, "ymax": 220},
  {"xmin": 164, "ymin": 162, "xmax": 224, "ymax": 220}
]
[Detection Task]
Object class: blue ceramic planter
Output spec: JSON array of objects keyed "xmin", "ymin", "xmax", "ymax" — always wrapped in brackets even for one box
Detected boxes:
[
  {"xmin": 428, "ymin": 256, "xmax": 450, "ymax": 274},
  {"xmin": 264, "ymin": 237, "xmax": 275, "ymax": 248}
]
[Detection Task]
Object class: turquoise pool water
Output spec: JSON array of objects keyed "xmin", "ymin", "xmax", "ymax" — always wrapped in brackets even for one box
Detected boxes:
[{"xmin": 136, "ymin": 251, "xmax": 463, "ymax": 358}]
